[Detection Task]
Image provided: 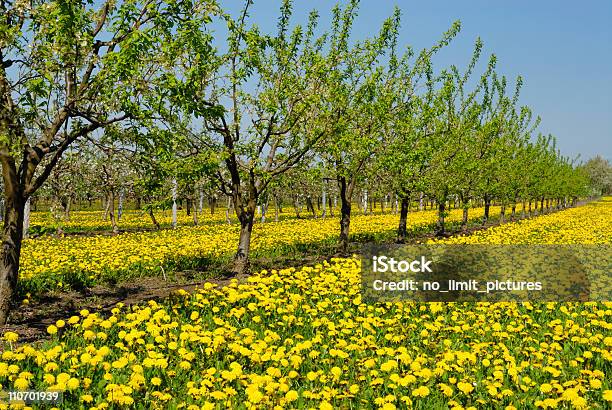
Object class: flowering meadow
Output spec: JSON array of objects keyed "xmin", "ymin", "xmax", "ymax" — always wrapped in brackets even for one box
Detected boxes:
[
  {"xmin": 28, "ymin": 210, "xmax": 220, "ymax": 233},
  {"xmin": 21, "ymin": 206, "xmax": 501, "ymax": 292},
  {"xmin": 432, "ymin": 198, "xmax": 612, "ymax": 245},
  {"xmin": 1, "ymin": 1, "xmax": 610, "ymax": 409},
  {"xmin": 0, "ymin": 199, "xmax": 610, "ymax": 409}
]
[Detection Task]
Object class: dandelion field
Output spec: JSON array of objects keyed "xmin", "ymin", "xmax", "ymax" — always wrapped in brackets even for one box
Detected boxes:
[
  {"xmin": 1, "ymin": 199, "xmax": 610, "ymax": 409},
  {"xmin": 0, "ymin": 1, "xmax": 610, "ymax": 409},
  {"xmin": 20, "ymin": 205, "xmax": 502, "ymax": 294}
]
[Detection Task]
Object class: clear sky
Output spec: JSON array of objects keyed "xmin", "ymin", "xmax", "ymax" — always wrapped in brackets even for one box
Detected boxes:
[{"xmin": 221, "ymin": 0, "xmax": 611, "ymax": 162}]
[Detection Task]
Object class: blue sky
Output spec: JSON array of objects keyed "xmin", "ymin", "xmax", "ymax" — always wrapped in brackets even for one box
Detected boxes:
[{"xmin": 221, "ymin": 0, "xmax": 611, "ymax": 162}]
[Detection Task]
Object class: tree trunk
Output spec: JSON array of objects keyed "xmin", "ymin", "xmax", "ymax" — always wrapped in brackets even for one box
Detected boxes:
[
  {"xmin": 103, "ymin": 197, "xmax": 110, "ymax": 221},
  {"xmin": 511, "ymin": 203, "xmax": 516, "ymax": 221},
  {"xmin": 540, "ymin": 197, "xmax": 545, "ymax": 215},
  {"xmin": 397, "ymin": 194, "xmax": 410, "ymax": 243},
  {"xmin": 362, "ymin": 190, "xmax": 368, "ymax": 215},
  {"xmin": 419, "ymin": 193, "xmax": 424, "ymax": 211},
  {"xmin": 274, "ymin": 196, "xmax": 280, "ymax": 222},
  {"xmin": 500, "ymin": 203, "xmax": 506, "ymax": 223},
  {"xmin": 108, "ymin": 192, "xmax": 119, "ymax": 234},
  {"xmin": 435, "ymin": 201, "xmax": 446, "ymax": 236},
  {"xmin": 193, "ymin": 202, "xmax": 198, "ymax": 226},
  {"xmin": 528, "ymin": 200, "xmax": 532, "ymax": 217},
  {"xmin": 233, "ymin": 203, "xmax": 255, "ymax": 275},
  {"xmin": 0, "ymin": 191, "xmax": 25, "ymax": 325},
  {"xmin": 225, "ymin": 196, "xmax": 232, "ymax": 224},
  {"xmin": 23, "ymin": 197, "xmax": 31, "ymax": 239},
  {"xmin": 338, "ymin": 176, "xmax": 352, "ymax": 254},
  {"xmin": 483, "ymin": 194, "xmax": 491, "ymax": 225},
  {"xmin": 260, "ymin": 201, "xmax": 267, "ymax": 223},
  {"xmin": 149, "ymin": 207, "xmax": 160, "ymax": 229},
  {"xmin": 65, "ymin": 196, "xmax": 72, "ymax": 222},
  {"xmin": 118, "ymin": 190, "xmax": 124, "ymax": 220},
  {"xmin": 292, "ymin": 195, "xmax": 301, "ymax": 219},
  {"xmin": 171, "ymin": 178, "xmax": 178, "ymax": 228},
  {"xmin": 461, "ymin": 202, "xmax": 469, "ymax": 232},
  {"xmin": 321, "ymin": 186, "xmax": 327, "ymax": 218},
  {"xmin": 306, "ymin": 196, "xmax": 316, "ymax": 218},
  {"xmin": 186, "ymin": 198, "xmax": 191, "ymax": 216},
  {"xmin": 210, "ymin": 196, "xmax": 216, "ymax": 215}
]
